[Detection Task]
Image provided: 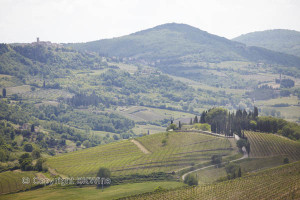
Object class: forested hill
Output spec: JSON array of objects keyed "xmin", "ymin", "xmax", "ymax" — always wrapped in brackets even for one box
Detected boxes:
[
  {"xmin": 68, "ymin": 23, "xmax": 300, "ymax": 67},
  {"xmin": 233, "ymin": 29, "xmax": 300, "ymax": 58},
  {"xmin": 0, "ymin": 43, "xmax": 105, "ymax": 79}
]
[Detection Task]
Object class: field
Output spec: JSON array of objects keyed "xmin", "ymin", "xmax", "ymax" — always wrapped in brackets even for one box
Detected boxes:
[
  {"xmin": 245, "ymin": 131, "xmax": 300, "ymax": 161},
  {"xmin": 255, "ymin": 96, "xmax": 300, "ymax": 122},
  {"xmin": 132, "ymin": 124, "xmax": 165, "ymax": 135},
  {"xmin": 115, "ymin": 106, "xmax": 194, "ymax": 122},
  {"xmin": 191, "ymin": 156, "xmax": 287, "ymax": 185},
  {"xmin": 46, "ymin": 132, "xmax": 236, "ymax": 177},
  {"xmin": 0, "ymin": 170, "xmax": 45, "ymax": 195},
  {"xmin": 0, "ymin": 181, "xmax": 184, "ymax": 200},
  {"xmin": 21, "ymin": 88, "xmax": 74, "ymax": 101},
  {"xmin": 120, "ymin": 160, "xmax": 300, "ymax": 200}
]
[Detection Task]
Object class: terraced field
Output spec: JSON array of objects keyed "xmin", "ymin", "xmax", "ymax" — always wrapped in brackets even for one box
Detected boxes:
[
  {"xmin": 0, "ymin": 171, "xmax": 40, "ymax": 194},
  {"xmin": 245, "ymin": 131, "xmax": 300, "ymax": 161},
  {"xmin": 46, "ymin": 132, "xmax": 235, "ymax": 177},
  {"xmin": 120, "ymin": 160, "xmax": 300, "ymax": 200}
]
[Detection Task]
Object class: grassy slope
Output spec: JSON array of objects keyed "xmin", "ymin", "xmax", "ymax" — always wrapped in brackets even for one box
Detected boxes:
[
  {"xmin": 46, "ymin": 132, "xmax": 235, "ymax": 177},
  {"xmin": 0, "ymin": 181, "xmax": 185, "ymax": 200},
  {"xmin": 188, "ymin": 131, "xmax": 300, "ymax": 185},
  {"xmin": 0, "ymin": 171, "xmax": 46, "ymax": 195},
  {"xmin": 121, "ymin": 160, "xmax": 300, "ymax": 200},
  {"xmin": 246, "ymin": 131, "xmax": 300, "ymax": 161}
]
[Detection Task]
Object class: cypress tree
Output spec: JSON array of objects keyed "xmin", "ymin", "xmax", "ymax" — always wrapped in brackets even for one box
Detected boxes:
[
  {"xmin": 190, "ymin": 118, "xmax": 193, "ymax": 125},
  {"xmin": 193, "ymin": 116, "xmax": 198, "ymax": 124},
  {"xmin": 238, "ymin": 167, "xmax": 242, "ymax": 177},
  {"xmin": 200, "ymin": 111, "xmax": 206, "ymax": 123},
  {"xmin": 254, "ymin": 106, "xmax": 258, "ymax": 118},
  {"xmin": 2, "ymin": 88, "xmax": 6, "ymax": 97},
  {"xmin": 31, "ymin": 124, "xmax": 35, "ymax": 132}
]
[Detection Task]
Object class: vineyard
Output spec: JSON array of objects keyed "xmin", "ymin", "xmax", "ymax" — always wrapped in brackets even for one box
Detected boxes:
[
  {"xmin": 46, "ymin": 132, "xmax": 235, "ymax": 177},
  {"xmin": 245, "ymin": 131, "xmax": 300, "ymax": 160},
  {"xmin": 0, "ymin": 171, "xmax": 40, "ymax": 195},
  {"xmin": 119, "ymin": 160, "xmax": 300, "ymax": 200}
]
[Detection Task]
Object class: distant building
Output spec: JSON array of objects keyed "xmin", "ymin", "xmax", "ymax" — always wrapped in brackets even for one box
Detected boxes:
[{"xmin": 31, "ymin": 37, "xmax": 62, "ymax": 47}]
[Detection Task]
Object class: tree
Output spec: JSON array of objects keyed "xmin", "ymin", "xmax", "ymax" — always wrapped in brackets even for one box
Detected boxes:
[
  {"xmin": 236, "ymin": 139, "xmax": 248, "ymax": 149},
  {"xmin": 35, "ymin": 158, "xmax": 44, "ymax": 171},
  {"xmin": 0, "ymin": 149, "xmax": 8, "ymax": 162},
  {"xmin": 184, "ymin": 174, "xmax": 198, "ymax": 186},
  {"xmin": 24, "ymin": 143, "xmax": 33, "ymax": 152},
  {"xmin": 200, "ymin": 111, "xmax": 206, "ymax": 123},
  {"xmin": 193, "ymin": 116, "xmax": 198, "ymax": 124},
  {"xmin": 190, "ymin": 118, "xmax": 193, "ymax": 125},
  {"xmin": 211, "ymin": 155, "xmax": 222, "ymax": 166},
  {"xmin": 225, "ymin": 163, "xmax": 239, "ymax": 180},
  {"xmin": 19, "ymin": 153, "xmax": 33, "ymax": 171},
  {"xmin": 76, "ymin": 141, "xmax": 81, "ymax": 147},
  {"xmin": 206, "ymin": 108, "xmax": 227, "ymax": 134},
  {"xmin": 82, "ymin": 140, "xmax": 91, "ymax": 148},
  {"xmin": 249, "ymin": 120, "xmax": 257, "ymax": 130},
  {"xmin": 254, "ymin": 106, "xmax": 259, "ymax": 118},
  {"xmin": 178, "ymin": 121, "xmax": 181, "ymax": 129},
  {"xmin": 283, "ymin": 157, "xmax": 289, "ymax": 164},
  {"xmin": 97, "ymin": 167, "xmax": 111, "ymax": 179},
  {"xmin": 31, "ymin": 124, "xmax": 35, "ymax": 132},
  {"xmin": 43, "ymin": 80, "xmax": 46, "ymax": 88},
  {"xmin": 166, "ymin": 123, "xmax": 178, "ymax": 131},
  {"xmin": 280, "ymin": 79, "xmax": 294, "ymax": 88},
  {"xmin": 97, "ymin": 167, "xmax": 111, "ymax": 190},
  {"xmin": 113, "ymin": 135, "xmax": 119, "ymax": 140},
  {"xmin": 238, "ymin": 167, "xmax": 242, "ymax": 177},
  {"xmin": 2, "ymin": 88, "xmax": 6, "ymax": 98},
  {"xmin": 32, "ymin": 149, "xmax": 41, "ymax": 159}
]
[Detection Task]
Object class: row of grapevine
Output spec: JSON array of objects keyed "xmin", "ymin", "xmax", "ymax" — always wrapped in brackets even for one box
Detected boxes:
[
  {"xmin": 0, "ymin": 171, "xmax": 38, "ymax": 195},
  {"xmin": 46, "ymin": 131, "xmax": 234, "ymax": 178},
  {"xmin": 119, "ymin": 161, "xmax": 300, "ymax": 200},
  {"xmin": 246, "ymin": 131, "xmax": 300, "ymax": 160}
]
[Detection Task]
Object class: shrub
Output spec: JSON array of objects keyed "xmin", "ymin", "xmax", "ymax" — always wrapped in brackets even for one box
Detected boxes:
[
  {"xmin": 97, "ymin": 167, "xmax": 111, "ymax": 178},
  {"xmin": 236, "ymin": 139, "xmax": 248, "ymax": 149},
  {"xmin": 24, "ymin": 143, "xmax": 33, "ymax": 152},
  {"xmin": 32, "ymin": 149, "xmax": 41, "ymax": 159},
  {"xmin": 184, "ymin": 174, "xmax": 198, "ymax": 186},
  {"xmin": 284, "ymin": 157, "xmax": 289, "ymax": 164},
  {"xmin": 211, "ymin": 155, "xmax": 222, "ymax": 166}
]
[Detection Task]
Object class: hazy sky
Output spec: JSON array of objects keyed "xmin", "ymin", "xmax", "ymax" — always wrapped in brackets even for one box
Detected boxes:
[{"xmin": 1, "ymin": 0, "xmax": 300, "ymax": 43}]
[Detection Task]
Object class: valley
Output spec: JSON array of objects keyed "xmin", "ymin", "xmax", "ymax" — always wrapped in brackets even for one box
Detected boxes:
[{"xmin": 0, "ymin": 22, "xmax": 300, "ymax": 199}]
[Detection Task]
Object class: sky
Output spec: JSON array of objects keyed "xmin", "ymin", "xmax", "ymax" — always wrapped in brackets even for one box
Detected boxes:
[{"xmin": 0, "ymin": 0, "xmax": 300, "ymax": 43}]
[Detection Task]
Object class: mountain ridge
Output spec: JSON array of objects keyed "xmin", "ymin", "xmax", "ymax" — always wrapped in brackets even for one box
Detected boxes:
[
  {"xmin": 233, "ymin": 29, "xmax": 300, "ymax": 58},
  {"xmin": 68, "ymin": 23, "xmax": 300, "ymax": 68}
]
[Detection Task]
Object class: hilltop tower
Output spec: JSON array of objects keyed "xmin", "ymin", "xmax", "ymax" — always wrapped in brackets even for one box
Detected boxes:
[{"xmin": 37, "ymin": 37, "xmax": 40, "ymax": 43}]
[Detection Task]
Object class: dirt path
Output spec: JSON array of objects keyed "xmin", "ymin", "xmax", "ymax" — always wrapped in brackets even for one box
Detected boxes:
[
  {"xmin": 35, "ymin": 172, "xmax": 47, "ymax": 179},
  {"xmin": 182, "ymin": 140, "xmax": 248, "ymax": 180},
  {"xmin": 131, "ymin": 139, "xmax": 151, "ymax": 154},
  {"xmin": 48, "ymin": 167, "xmax": 68, "ymax": 179}
]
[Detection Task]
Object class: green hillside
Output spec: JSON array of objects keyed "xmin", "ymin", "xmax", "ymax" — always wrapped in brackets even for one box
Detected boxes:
[
  {"xmin": 0, "ymin": 170, "xmax": 44, "ymax": 195},
  {"xmin": 120, "ymin": 160, "xmax": 300, "ymax": 200},
  {"xmin": 46, "ymin": 132, "xmax": 235, "ymax": 178},
  {"xmin": 69, "ymin": 23, "xmax": 300, "ymax": 67},
  {"xmin": 233, "ymin": 29, "xmax": 300, "ymax": 58},
  {"xmin": 246, "ymin": 131, "xmax": 300, "ymax": 160}
]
